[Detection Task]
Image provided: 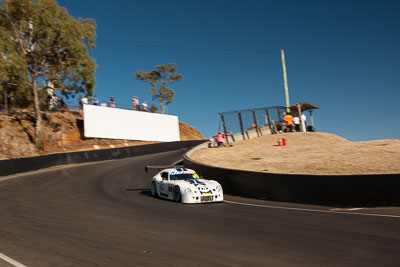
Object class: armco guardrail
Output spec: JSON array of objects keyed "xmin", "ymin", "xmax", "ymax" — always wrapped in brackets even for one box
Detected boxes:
[
  {"xmin": 183, "ymin": 147, "xmax": 400, "ymax": 207},
  {"xmin": 0, "ymin": 140, "xmax": 206, "ymax": 176}
]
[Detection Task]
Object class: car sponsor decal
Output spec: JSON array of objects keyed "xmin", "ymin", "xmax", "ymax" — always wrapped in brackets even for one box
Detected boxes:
[
  {"xmin": 187, "ymin": 179, "xmax": 212, "ymax": 194},
  {"xmin": 170, "ymin": 169, "xmax": 196, "ymax": 175},
  {"xmin": 188, "ymin": 179, "xmax": 205, "ymax": 185}
]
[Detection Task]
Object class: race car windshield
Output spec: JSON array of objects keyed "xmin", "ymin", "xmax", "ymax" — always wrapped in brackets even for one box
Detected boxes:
[{"xmin": 170, "ymin": 173, "xmax": 199, "ymax": 180}]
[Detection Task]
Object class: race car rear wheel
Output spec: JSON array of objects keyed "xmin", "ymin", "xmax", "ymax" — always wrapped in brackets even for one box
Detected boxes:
[
  {"xmin": 173, "ymin": 186, "xmax": 181, "ymax": 202},
  {"xmin": 151, "ymin": 182, "xmax": 157, "ymax": 197}
]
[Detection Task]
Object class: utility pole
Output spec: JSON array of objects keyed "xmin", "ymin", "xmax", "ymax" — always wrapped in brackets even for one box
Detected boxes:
[{"xmin": 281, "ymin": 49, "xmax": 290, "ymax": 113}]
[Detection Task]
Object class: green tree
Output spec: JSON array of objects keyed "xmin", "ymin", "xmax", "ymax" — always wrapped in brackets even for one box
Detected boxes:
[
  {"xmin": 149, "ymin": 104, "xmax": 158, "ymax": 113},
  {"xmin": 0, "ymin": 0, "xmax": 96, "ymax": 144},
  {"xmin": 135, "ymin": 63, "xmax": 183, "ymax": 114},
  {"xmin": 0, "ymin": 58, "xmax": 32, "ymax": 110}
]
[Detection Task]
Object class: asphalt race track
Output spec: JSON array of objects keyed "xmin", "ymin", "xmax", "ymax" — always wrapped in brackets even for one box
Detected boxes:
[{"xmin": 1, "ymin": 148, "xmax": 400, "ymax": 266}]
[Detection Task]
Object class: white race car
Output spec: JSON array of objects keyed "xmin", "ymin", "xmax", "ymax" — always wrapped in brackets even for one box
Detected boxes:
[{"xmin": 146, "ymin": 166, "xmax": 224, "ymax": 204}]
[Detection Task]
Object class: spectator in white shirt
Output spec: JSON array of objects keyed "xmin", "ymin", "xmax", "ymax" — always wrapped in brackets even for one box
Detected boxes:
[
  {"xmin": 142, "ymin": 101, "xmax": 148, "ymax": 111},
  {"xmin": 301, "ymin": 113, "xmax": 307, "ymax": 132},
  {"xmin": 293, "ymin": 115, "xmax": 300, "ymax": 132},
  {"xmin": 82, "ymin": 96, "xmax": 88, "ymax": 105}
]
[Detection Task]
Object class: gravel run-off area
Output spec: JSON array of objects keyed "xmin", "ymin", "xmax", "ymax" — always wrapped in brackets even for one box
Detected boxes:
[{"xmin": 189, "ymin": 132, "xmax": 400, "ymax": 175}]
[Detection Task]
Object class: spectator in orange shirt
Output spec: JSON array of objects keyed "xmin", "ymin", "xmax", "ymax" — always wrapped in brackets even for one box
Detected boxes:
[{"xmin": 283, "ymin": 113, "xmax": 294, "ymax": 132}]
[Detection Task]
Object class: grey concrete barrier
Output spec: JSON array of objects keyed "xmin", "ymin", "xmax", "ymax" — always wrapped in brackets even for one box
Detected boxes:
[
  {"xmin": 183, "ymin": 153, "xmax": 400, "ymax": 207},
  {"xmin": 0, "ymin": 140, "xmax": 206, "ymax": 176}
]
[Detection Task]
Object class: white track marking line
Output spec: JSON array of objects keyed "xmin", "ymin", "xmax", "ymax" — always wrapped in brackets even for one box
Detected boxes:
[
  {"xmin": 331, "ymin": 207, "xmax": 364, "ymax": 211},
  {"xmin": 0, "ymin": 252, "xmax": 27, "ymax": 267},
  {"xmin": 224, "ymin": 200, "xmax": 400, "ymax": 219}
]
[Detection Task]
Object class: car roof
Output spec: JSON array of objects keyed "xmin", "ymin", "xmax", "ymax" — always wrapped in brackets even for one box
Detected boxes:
[{"xmin": 162, "ymin": 168, "xmax": 196, "ymax": 174}]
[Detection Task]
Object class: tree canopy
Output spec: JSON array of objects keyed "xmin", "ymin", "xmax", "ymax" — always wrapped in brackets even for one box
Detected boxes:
[
  {"xmin": 0, "ymin": 0, "xmax": 96, "ymax": 144},
  {"xmin": 135, "ymin": 63, "xmax": 183, "ymax": 114}
]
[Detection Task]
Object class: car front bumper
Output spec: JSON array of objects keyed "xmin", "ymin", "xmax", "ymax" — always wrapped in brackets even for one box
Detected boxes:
[{"xmin": 182, "ymin": 192, "xmax": 224, "ymax": 204}]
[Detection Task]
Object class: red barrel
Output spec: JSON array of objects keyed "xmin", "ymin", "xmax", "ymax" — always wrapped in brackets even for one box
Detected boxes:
[{"xmin": 282, "ymin": 138, "xmax": 286, "ymax": 146}]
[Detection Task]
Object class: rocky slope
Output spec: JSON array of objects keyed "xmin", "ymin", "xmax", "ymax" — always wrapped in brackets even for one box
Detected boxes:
[{"xmin": 0, "ymin": 110, "xmax": 204, "ymax": 160}]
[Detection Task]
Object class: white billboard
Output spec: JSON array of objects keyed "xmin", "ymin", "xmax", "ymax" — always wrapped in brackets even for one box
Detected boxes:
[{"xmin": 83, "ymin": 105, "xmax": 180, "ymax": 142}]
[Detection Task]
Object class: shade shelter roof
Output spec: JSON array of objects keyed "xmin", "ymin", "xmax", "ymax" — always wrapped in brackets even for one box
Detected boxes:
[{"xmin": 289, "ymin": 102, "xmax": 320, "ymax": 113}]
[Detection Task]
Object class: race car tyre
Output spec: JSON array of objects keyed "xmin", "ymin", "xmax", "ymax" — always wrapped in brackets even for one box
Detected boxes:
[
  {"xmin": 173, "ymin": 186, "xmax": 181, "ymax": 202},
  {"xmin": 151, "ymin": 182, "xmax": 157, "ymax": 197}
]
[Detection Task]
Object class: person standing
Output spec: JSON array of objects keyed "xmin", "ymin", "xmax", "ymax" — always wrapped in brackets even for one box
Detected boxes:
[
  {"xmin": 60, "ymin": 97, "xmax": 66, "ymax": 109},
  {"xmin": 132, "ymin": 96, "xmax": 139, "ymax": 110},
  {"xmin": 47, "ymin": 94, "xmax": 54, "ymax": 110},
  {"xmin": 82, "ymin": 95, "xmax": 88, "ymax": 106},
  {"xmin": 301, "ymin": 113, "xmax": 307, "ymax": 132},
  {"xmin": 78, "ymin": 96, "xmax": 83, "ymax": 110},
  {"xmin": 293, "ymin": 115, "xmax": 300, "ymax": 132},
  {"xmin": 142, "ymin": 101, "xmax": 148, "ymax": 111},
  {"xmin": 208, "ymin": 136, "xmax": 215, "ymax": 148},
  {"xmin": 92, "ymin": 95, "xmax": 99, "ymax": 105},
  {"xmin": 283, "ymin": 113, "xmax": 294, "ymax": 132},
  {"xmin": 109, "ymin": 96, "xmax": 116, "ymax": 107},
  {"xmin": 52, "ymin": 95, "xmax": 59, "ymax": 109},
  {"xmin": 216, "ymin": 132, "xmax": 224, "ymax": 147}
]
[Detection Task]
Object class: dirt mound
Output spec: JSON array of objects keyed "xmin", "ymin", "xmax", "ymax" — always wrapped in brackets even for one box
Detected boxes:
[
  {"xmin": 179, "ymin": 122, "xmax": 204, "ymax": 141},
  {"xmin": 190, "ymin": 132, "xmax": 400, "ymax": 175},
  {"xmin": 0, "ymin": 109, "xmax": 204, "ymax": 159}
]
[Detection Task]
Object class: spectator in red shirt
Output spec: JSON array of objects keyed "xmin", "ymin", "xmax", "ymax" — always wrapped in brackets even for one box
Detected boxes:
[{"xmin": 216, "ymin": 132, "xmax": 224, "ymax": 147}]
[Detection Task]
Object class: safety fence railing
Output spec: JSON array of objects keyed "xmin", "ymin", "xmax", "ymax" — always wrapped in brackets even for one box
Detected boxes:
[
  {"xmin": 44, "ymin": 99, "xmax": 152, "ymax": 112},
  {"xmin": 0, "ymin": 101, "xmax": 152, "ymax": 114},
  {"xmin": 218, "ymin": 106, "xmax": 287, "ymax": 143}
]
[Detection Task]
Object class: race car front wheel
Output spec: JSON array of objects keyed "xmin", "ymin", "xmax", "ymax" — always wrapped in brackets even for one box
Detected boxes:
[
  {"xmin": 151, "ymin": 182, "xmax": 157, "ymax": 197},
  {"xmin": 173, "ymin": 186, "xmax": 181, "ymax": 202}
]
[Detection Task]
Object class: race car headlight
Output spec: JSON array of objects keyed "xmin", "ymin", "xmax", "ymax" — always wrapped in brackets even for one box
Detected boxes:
[
  {"xmin": 216, "ymin": 185, "xmax": 222, "ymax": 192},
  {"xmin": 185, "ymin": 188, "xmax": 192, "ymax": 194}
]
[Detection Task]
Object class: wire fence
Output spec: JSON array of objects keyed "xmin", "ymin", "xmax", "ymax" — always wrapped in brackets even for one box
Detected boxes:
[{"xmin": 218, "ymin": 106, "xmax": 287, "ymax": 143}]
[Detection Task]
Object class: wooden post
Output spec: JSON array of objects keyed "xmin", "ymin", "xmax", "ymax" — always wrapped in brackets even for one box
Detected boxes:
[
  {"xmin": 309, "ymin": 110, "xmax": 315, "ymax": 129},
  {"xmin": 297, "ymin": 103, "xmax": 305, "ymax": 132},
  {"xmin": 277, "ymin": 107, "xmax": 284, "ymax": 131},
  {"xmin": 281, "ymin": 49, "xmax": 291, "ymax": 113},
  {"xmin": 252, "ymin": 110, "xmax": 261, "ymax": 137},
  {"xmin": 237, "ymin": 111, "xmax": 246, "ymax": 140},
  {"xmin": 220, "ymin": 114, "xmax": 229, "ymax": 144},
  {"xmin": 265, "ymin": 108, "xmax": 273, "ymax": 134}
]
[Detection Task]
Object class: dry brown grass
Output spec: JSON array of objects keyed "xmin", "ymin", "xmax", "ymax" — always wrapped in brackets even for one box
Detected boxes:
[{"xmin": 190, "ymin": 132, "xmax": 400, "ymax": 175}]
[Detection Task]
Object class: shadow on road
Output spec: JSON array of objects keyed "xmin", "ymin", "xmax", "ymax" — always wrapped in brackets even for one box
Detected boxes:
[{"xmin": 125, "ymin": 188, "xmax": 152, "ymax": 197}]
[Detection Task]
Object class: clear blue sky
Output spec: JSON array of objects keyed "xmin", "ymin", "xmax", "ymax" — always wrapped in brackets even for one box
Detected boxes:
[{"xmin": 58, "ymin": 0, "xmax": 400, "ymax": 141}]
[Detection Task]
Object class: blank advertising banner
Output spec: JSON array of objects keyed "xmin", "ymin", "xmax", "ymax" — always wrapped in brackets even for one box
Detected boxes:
[{"xmin": 83, "ymin": 105, "xmax": 180, "ymax": 142}]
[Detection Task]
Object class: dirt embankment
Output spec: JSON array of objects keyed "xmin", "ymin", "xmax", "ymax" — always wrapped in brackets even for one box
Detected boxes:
[
  {"xmin": 190, "ymin": 132, "xmax": 400, "ymax": 175},
  {"xmin": 0, "ymin": 110, "xmax": 204, "ymax": 160}
]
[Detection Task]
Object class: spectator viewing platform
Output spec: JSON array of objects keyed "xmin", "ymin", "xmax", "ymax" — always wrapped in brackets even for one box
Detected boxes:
[{"xmin": 217, "ymin": 102, "xmax": 320, "ymax": 144}]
